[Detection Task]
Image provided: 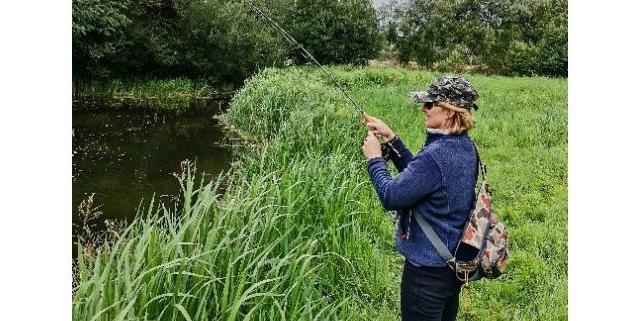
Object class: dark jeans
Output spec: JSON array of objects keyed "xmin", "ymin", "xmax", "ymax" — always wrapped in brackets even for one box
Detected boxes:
[{"xmin": 401, "ymin": 260, "xmax": 463, "ymax": 321}]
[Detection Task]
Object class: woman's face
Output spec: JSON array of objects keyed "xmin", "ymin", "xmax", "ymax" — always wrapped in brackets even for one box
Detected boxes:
[{"xmin": 421, "ymin": 102, "xmax": 451, "ymax": 130}]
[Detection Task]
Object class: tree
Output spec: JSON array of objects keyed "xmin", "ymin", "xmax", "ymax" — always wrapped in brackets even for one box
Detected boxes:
[
  {"xmin": 389, "ymin": 0, "xmax": 567, "ymax": 77},
  {"xmin": 281, "ymin": 0, "xmax": 380, "ymax": 65},
  {"xmin": 72, "ymin": 0, "xmax": 131, "ymax": 78},
  {"xmin": 72, "ymin": 0, "xmax": 383, "ymax": 82}
]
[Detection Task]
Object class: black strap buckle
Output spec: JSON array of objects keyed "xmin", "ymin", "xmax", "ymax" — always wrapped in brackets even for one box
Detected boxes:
[
  {"xmin": 381, "ymin": 141, "xmax": 400, "ymax": 161},
  {"xmin": 446, "ymin": 258, "xmax": 457, "ymax": 271}
]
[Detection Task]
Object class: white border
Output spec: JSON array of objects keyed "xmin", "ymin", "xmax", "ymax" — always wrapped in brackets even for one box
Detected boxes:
[
  {"xmin": 1, "ymin": 1, "xmax": 641, "ymax": 320},
  {"xmin": 0, "ymin": 2, "xmax": 72, "ymax": 320},
  {"xmin": 569, "ymin": 0, "xmax": 642, "ymax": 319}
]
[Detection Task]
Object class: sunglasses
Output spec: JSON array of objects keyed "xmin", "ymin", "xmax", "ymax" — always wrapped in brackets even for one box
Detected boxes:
[{"xmin": 422, "ymin": 102, "xmax": 435, "ymax": 110}]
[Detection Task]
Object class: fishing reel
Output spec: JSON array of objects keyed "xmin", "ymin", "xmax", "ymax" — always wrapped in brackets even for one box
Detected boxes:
[{"xmin": 380, "ymin": 136, "xmax": 401, "ymax": 161}]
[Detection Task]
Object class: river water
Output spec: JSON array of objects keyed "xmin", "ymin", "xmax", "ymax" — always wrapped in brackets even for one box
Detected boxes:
[{"xmin": 72, "ymin": 98, "xmax": 233, "ymax": 231}]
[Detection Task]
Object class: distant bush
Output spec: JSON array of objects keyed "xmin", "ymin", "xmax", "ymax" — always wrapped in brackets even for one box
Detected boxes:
[
  {"xmin": 387, "ymin": 0, "xmax": 567, "ymax": 77},
  {"xmin": 280, "ymin": 0, "xmax": 380, "ymax": 65}
]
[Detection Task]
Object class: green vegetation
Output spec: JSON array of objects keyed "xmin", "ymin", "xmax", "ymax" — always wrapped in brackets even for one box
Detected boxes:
[
  {"xmin": 72, "ymin": 0, "xmax": 567, "ymax": 83},
  {"xmin": 382, "ymin": 0, "xmax": 567, "ymax": 77},
  {"xmin": 73, "ymin": 78, "xmax": 219, "ymax": 100},
  {"xmin": 72, "ymin": 0, "xmax": 379, "ymax": 82},
  {"xmin": 72, "ymin": 78, "xmax": 236, "ymax": 110},
  {"xmin": 73, "ymin": 66, "xmax": 567, "ymax": 320},
  {"xmin": 281, "ymin": 0, "xmax": 380, "ymax": 66},
  {"xmin": 74, "ymin": 78, "xmax": 216, "ymax": 100}
]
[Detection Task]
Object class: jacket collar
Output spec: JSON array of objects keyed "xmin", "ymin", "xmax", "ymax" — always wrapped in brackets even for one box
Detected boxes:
[
  {"xmin": 426, "ymin": 128, "xmax": 451, "ymax": 135},
  {"xmin": 424, "ymin": 128, "xmax": 467, "ymax": 146}
]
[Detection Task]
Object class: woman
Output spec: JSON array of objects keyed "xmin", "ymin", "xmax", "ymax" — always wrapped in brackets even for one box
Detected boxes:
[{"xmin": 362, "ymin": 76, "xmax": 480, "ymax": 321}]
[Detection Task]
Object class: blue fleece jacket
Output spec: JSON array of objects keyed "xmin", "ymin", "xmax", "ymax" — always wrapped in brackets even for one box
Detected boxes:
[{"xmin": 366, "ymin": 130, "xmax": 478, "ymax": 267}]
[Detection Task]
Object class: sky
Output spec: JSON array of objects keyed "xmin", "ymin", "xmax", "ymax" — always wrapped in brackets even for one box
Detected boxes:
[
  {"xmin": 372, "ymin": 0, "xmax": 407, "ymax": 9},
  {"xmin": 372, "ymin": 0, "xmax": 401, "ymax": 10}
]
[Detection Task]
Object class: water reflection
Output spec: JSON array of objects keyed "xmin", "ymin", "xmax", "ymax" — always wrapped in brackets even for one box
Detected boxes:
[{"xmin": 72, "ymin": 98, "xmax": 233, "ymax": 227}]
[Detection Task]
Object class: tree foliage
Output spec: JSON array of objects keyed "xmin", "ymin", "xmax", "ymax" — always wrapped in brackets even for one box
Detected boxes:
[
  {"xmin": 388, "ymin": 0, "xmax": 567, "ymax": 77},
  {"xmin": 281, "ymin": 0, "xmax": 380, "ymax": 65},
  {"xmin": 72, "ymin": 0, "xmax": 381, "ymax": 83},
  {"xmin": 73, "ymin": 0, "xmax": 567, "ymax": 81},
  {"xmin": 72, "ymin": 0, "xmax": 132, "ymax": 78}
]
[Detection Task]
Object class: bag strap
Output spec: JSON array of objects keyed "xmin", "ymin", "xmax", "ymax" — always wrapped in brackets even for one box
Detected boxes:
[
  {"xmin": 471, "ymin": 141, "xmax": 487, "ymax": 181},
  {"xmin": 411, "ymin": 210, "xmax": 457, "ymax": 270}
]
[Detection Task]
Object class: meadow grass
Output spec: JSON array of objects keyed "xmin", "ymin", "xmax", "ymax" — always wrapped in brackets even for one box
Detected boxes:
[{"xmin": 73, "ymin": 66, "xmax": 567, "ymax": 320}]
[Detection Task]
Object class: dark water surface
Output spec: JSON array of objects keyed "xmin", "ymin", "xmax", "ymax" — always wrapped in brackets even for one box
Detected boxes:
[{"xmin": 72, "ymin": 99, "xmax": 233, "ymax": 227}]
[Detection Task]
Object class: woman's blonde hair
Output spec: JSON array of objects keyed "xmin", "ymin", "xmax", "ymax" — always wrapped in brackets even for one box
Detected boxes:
[{"xmin": 436, "ymin": 101, "xmax": 475, "ymax": 134}]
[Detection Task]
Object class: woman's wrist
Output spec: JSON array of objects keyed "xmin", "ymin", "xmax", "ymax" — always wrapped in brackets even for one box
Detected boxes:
[{"xmin": 382, "ymin": 133, "xmax": 397, "ymax": 143}]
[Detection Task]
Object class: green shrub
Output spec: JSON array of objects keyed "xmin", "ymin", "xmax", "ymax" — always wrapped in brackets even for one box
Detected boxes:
[
  {"xmin": 281, "ymin": 0, "xmax": 380, "ymax": 65},
  {"xmin": 505, "ymin": 41, "xmax": 541, "ymax": 76},
  {"xmin": 388, "ymin": 0, "xmax": 567, "ymax": 77}
]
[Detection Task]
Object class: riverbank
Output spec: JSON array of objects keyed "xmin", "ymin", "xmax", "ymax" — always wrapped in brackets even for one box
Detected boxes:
[
  {"xmin": 72, "ymin": 65, "xmax": 568, "ymax": 320},
  {"xmin": 73, "ymin": 78, "xmax": 235, "ymax": 109}
]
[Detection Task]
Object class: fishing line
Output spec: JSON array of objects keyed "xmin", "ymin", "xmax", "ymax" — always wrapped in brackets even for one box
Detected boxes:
[
  {"xmin": 241, "ymin": 0, "xmax": 400, "ymax": 157},
  {"xmin": 242, "ymin": 0, "xmax": 364, "ymax": 115}
]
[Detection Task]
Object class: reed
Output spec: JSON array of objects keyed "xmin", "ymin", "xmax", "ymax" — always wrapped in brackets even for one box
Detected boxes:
[{"xmin": 72, "ymin": 78, "xmax": 233, "ymax": 109}]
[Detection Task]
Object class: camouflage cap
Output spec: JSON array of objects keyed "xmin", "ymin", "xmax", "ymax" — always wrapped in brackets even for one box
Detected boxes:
[{"xmin": 410, "ymin": 75, "xmax": 479, "ymax": 110}]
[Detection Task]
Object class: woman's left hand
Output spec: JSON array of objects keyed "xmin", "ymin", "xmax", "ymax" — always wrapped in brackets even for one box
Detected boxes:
[{"xmin": 362, "ymin": 131, "xmax": 382, "ymax": 160}]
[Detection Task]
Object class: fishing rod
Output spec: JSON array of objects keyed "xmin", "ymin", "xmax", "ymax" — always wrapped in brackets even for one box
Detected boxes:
[
  {"xmin": 242, "ymin": 0, "xmax": 400, "ymax": 157},
  {"xmin": 241, "ymin": 0, "xmax": 364, "ymax": 115}
]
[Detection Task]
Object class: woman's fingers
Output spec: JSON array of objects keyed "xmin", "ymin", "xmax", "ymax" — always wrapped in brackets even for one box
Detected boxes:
[
  {"xmin": 362, "ymin": 130, "xmax": 383, "ymax": 159},
  {"xmin": 364, "ymin": 112, "xmax": 381, "ymax": 123},
  {"xmin": 366, "ymin": 119, "xmax": 384, "ymax": 129},
  {"xmin": 367, "ymin": 131, "xmax": 379, "ymax": 143},
  {"xmin": 364, "ymin": 115, "xmax": 394, "ymax": 141}
]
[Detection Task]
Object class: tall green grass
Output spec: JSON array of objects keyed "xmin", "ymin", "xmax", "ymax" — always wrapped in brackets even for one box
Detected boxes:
[{"xmin": 73, "ymin": 66, "xmax": 567, "ymax": 320}]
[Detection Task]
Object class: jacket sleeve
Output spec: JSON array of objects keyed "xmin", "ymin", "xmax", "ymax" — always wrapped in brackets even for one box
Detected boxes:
[
  {"xmin": 366, "ymin": 149, "xmax": 441, "ymax": 211},
  {"xmin": 387, "ymin": 136, "xmax": 414, "ymax": 172}
]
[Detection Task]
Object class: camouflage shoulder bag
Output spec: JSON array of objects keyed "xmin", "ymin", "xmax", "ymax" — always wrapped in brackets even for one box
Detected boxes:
[{"xmin": 412, "ymin": 141, "xmax": 510, "ymax": 283}]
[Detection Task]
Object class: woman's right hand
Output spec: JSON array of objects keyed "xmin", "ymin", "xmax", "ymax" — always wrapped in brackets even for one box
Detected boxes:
[{"xmin": 363, "ymin": 112, "xmax": 395, "ymax": 143}]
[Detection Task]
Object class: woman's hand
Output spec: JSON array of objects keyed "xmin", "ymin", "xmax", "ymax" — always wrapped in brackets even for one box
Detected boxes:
[
  {"xmin": 363, "ymin": 112, "xmax": 395, "ymax": 143},
  {"xmin": 362, "ymin": 131, "xmax": 382, "ymax": 160}
]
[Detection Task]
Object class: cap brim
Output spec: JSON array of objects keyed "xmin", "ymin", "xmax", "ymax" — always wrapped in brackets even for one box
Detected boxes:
[{"xmin": 410, "ymin": 91, "xmax": 437, "ymax": 103}]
